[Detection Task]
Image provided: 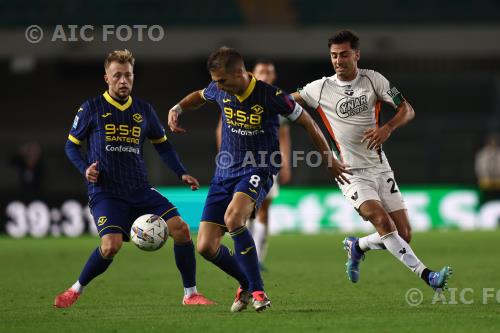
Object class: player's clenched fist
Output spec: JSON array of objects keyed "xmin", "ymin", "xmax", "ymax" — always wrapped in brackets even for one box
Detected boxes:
[{"xmin": 85, "ymin": 161, "xmax": 99, "ymax": 183}]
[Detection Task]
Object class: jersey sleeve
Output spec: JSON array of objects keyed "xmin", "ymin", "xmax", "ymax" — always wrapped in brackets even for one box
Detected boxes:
[
  {"xmin": 297, "ymin": 78, "xmax": 325, "ymax": 109},
  {"xmin": 269, "ymin": 87, "xmax": 303, "ymax": 122},
  {"xmin": 370, "ymin": 70, "xmax": 405, "ymax": 109},
  {"xmin": 146, "ymin": 105, "xmax": 168, "ymax": 144},
  {"xmin": 200, "ymin": 81, "xmax": 219, "ymax": 102},
  {"xmin": 68, "ymin": 102, "xmax": 91, "ymax": 145}
]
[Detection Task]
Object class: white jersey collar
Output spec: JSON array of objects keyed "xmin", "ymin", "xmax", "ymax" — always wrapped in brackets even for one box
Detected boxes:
[{"xmin": 330, "ymin": 71, "xmax": 360, "ymax": 86}]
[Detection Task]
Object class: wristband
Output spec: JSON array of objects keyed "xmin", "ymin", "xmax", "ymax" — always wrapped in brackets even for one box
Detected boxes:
[{"xmin": 171, "ymin": 104, "xmax": 183, "ymax": 115}]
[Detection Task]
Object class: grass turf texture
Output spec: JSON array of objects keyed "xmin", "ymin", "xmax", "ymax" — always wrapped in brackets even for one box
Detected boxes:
[{"xmin": 1, "ymin": 231, "xmax": 499, "ymax": 333}]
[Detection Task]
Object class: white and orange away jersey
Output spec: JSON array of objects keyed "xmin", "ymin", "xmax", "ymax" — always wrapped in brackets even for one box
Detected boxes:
[{"xmin": 299, "ymin": 68, "xmax": 405, "ymax": 170}]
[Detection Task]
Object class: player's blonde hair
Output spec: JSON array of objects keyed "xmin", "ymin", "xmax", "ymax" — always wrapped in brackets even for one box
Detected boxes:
[{"xmin": 104, "ymin": 49, "xmax": 135, "ymax": 69}]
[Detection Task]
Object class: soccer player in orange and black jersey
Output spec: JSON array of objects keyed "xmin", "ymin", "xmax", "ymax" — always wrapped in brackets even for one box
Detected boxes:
[{"xmin": 54, "ymin": 50, "xmax": 215, "ymax": 308}]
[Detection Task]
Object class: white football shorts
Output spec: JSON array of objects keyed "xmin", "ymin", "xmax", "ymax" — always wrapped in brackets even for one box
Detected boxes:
[{"xmin": 338, "ymin": 167, "xmax": 406, "ymax": 213}]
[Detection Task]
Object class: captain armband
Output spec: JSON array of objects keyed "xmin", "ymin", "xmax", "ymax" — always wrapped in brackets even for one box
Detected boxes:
[
  {"xmin": 286, "ymin": 102, "xmax": 304, "ymax": 122},
  {"xmin": 387, "ymin": 86, "xmax": 406, "ymax": 106}
]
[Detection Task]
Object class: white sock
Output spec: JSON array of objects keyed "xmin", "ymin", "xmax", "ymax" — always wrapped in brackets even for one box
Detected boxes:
[
  {"xmin": 252, "ymin": 219, "xmax": 268, "ymax": 263},
  {"xmin": 359, "ymin": 232, "xmax": 385, "ymax": 251},
  {"xmin": 71, "ymin": 281, "xmax": 84, "ymax": 294},
  {"xmin": 380, "ymin": 231, "xmax": 426, "ymax": 276},
  {"xmin": 184, "ymin": 286, "xmax": 198, "ymax": 297},
  {"xmin": 246, "ymin": 218, "xmax": 255, "ymax": 234}
]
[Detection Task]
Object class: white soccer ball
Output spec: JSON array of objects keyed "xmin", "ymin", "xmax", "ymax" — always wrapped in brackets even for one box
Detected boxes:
[{"xmin": 130, "ymin": 214, "xmax": 169, "ymax": 251}]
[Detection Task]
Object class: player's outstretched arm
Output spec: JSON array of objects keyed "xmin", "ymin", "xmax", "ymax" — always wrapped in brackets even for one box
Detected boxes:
[
  {"xmin": 153, "ymin": 140, "xmax": 199, "ymax": 191},
  {"xmin": 291, "ymin": 92, "xmax": 311, "ymax": 110},
  {"xmin": 361, "ymin": 100, "xmax": 415, "ymax": 150},
  {"xmin": 168, "ymin": 90, "xmax": 207, "ymax": 133},
  {"xmin": 294, "ymin": 111, "xmax": 352, "ymax": 185},
  {"xmin": 278, "ymin": 125, "xmax": 292, "ymax": 184}
]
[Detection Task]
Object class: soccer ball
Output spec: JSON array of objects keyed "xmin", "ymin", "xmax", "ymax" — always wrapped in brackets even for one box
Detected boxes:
[{"xmin": 130, "ymin": 214, "xmax": 169, "ymax": 251}]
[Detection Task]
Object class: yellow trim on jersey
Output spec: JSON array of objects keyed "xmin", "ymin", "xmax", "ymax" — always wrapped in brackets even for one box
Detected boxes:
[
  {"xmin": 235, "ymin": 74, "xmax": 256, "ymax": 103},
  {"xmin": 98, "ymin": 225, "xmax": 128, "ymax": 236},
  {"xmin": 200, "ymin": 220, "xmax": 228, "ymax": 231},
  {"xmin": 103, "ymin": 91, "xmax": 132, "ymax": 111},
  {"xmin": 200, "ymin": 89, "xmax": 206, "ymax": 101},
  {"xmin": 160, "ymin": 206, "xmax": 178, "ymax": 218},
  {"xmin": 68, "ymin": 134, "xmax": 81, "ymax": 145},
  {"xmin": 150, "ymin": 135, "xmax": 168, "ymax": 144},
  {"xmin": 234, "ymin": 191, "xmax": 256, "ymax": 202}
]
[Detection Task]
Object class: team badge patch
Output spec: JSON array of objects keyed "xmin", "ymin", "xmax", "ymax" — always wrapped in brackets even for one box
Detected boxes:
[
  {"xmin": 133, "ymin": 113, "xmax": 143, "ymax": 123},
  {"xmin": 251, "ymin": 104, "xmax": 264, "ymax": 114}
]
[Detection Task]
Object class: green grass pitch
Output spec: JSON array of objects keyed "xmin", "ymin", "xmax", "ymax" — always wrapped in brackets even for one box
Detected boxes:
[{"xmin": 1, "ymin": 231, "xmax": 499, "ymax": 333}]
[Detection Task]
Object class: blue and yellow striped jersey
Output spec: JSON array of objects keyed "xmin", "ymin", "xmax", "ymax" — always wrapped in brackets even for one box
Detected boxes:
[
  {"xmin": 68, "ymin": 91, "xmax": 167, "ymax": 195},
  {"xmin": 202, "ymin": 75, "xmax": 303, "ymax": 178}
]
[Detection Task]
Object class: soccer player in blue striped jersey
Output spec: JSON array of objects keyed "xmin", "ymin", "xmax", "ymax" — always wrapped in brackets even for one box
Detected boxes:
[
  {"xmin": 168, "ymin": 47, "xmax": 351, "ymax": 312},
  {"xmin": 54, "ymin": 50, "xmax": 215, "ymax": 308}
]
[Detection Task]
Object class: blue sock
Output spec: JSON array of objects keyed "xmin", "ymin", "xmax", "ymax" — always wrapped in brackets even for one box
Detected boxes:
[
  {"xmin": 206, "ymin": 245, "xmax": 249, "ymax": 290},
  {"xmin": 230, "ymin": 226, "xmax": 264, "ymax": 292},
  {"xmin": 78, "ymin": 247, "xmax": 113, "ymax": 286},
  {"xmin": 173, "ymin": 240, "xmax": 196, "ymax": 288}
]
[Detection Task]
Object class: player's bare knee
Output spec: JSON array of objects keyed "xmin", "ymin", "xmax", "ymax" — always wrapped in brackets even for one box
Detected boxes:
[
  {"xmin": 169, "ymin": 219, "xmax": 191, "ymax": 243},
  {"xmin": 100, "ymin": 238, "xmax": 122, "ymax": 258},
  {"xmin": 197, "ymin": 241, "xmax": 217, "ymax": 259},
  {"xmin": 224, "ymin": 210, "xmax": 245, "ymax": 231},
  {"xmin": 369, "ymin": 213, "xmax": 394, "ymax": 235}
]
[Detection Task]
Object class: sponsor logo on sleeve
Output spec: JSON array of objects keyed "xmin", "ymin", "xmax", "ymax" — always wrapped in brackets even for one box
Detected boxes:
[{"xmin": 387, "ymin": 87, "xmax": 401, "ymax": 98}]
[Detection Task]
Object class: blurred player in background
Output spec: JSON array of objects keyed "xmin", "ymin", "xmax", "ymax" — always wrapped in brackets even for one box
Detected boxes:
[
  {"xmin": 292, "ymin": 30, "xmax": 452, "ymax": 291},
  {"xmin": 10, "ymin": 142, "xmax": 44, "ymax": 198},
  {"xmin": 215, "ymin": 59, "xmax": 292, "ymax": 271},
  {"xmin": 54, "ymin": 50, "xmax": 214, "ymax": 308},
  {"xmin": 168, "ymin": 47, "xmax": 350, "ymax": 312},
  {"xmin": 475, "ymin": 133, "xmax": 500, "ymax": 204}
]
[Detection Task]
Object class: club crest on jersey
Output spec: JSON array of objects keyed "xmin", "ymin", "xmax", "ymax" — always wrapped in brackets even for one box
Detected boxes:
[
  {"xmin": 251, "ymin": 104, "xmax": 264, "ymax": 115},
  {"xmin": 336, "ymin": 95, "xmax": 369, "ymax": 118},
  {"xmin": 132, "ymin": 113, "xmax": 143, "ymax": 123},
  {"xmin": 344, "ymin": 85, "xmax": 354, "ymax": 96}
]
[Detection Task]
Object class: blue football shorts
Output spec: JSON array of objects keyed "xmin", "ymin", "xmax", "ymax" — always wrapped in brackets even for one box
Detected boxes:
[
  {"xmin": 201, "ymin": 169, "xmax": 274, "ymax": 230},
  {"xmin": 89, "ymin": 187, "xmax": 179, "ymax": 240}
]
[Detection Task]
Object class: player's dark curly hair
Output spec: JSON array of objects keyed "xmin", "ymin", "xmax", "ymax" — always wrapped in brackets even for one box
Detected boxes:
[
  {"xmin": 328, "ymin": 30, "xmax": 360, "ymax": 50},
  {"xmin": 207, "ymin": 47, "xmax": 245, "ymax": 73}
]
